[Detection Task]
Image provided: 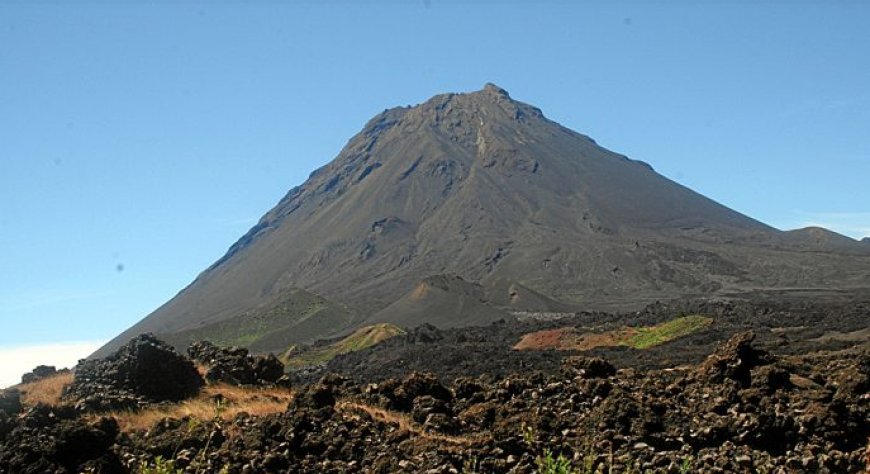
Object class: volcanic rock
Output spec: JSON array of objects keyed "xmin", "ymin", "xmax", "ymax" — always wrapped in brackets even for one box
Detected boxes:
[
  {"xmin": 138, "ymin": 416, "xmax": 225, "ymax": 463},
  {"xmin": 831, "ymin": 350, "xmax": 870, "ymax": 402},
  {"xmin": 0, "ymin": 412, "xmax": 11, "ymax": 442},
  {"xmin": 20, "ymin": 365, "xmax": 60, "ymax": 384},
  {"xmin": 695, "ymin": 331, "xmax": 772, "ymax": 387},
  {"xmin": 253, "ymin": 355, "xmax": 286, "ymax": 384},
  {"xmin": 381, "ymin": 372, "xmax": 452, "ymax": 413},
  {"xmin": 562, "ymin": 356, "xmax": 617, "ymax": 378},
  {"xmin": 410, "ymin": 395, "xmax": 451, "ymax": 424},
  {"xmin": 187, "ymin": 340, "xmax": 223, "ymax": 364},
  {"xmin": 289, "ymin": 375, "xmax": 344, "ymax": 412},
  {"xmin": 6, "ymin": 325, "xmax": 870, "ymax": 473},
  {"xmin": 188, "ymin": 340, "xmax": 288, "ymax": 387},
  {"xmin": 0, "ymin": 389, "xmax": 21, "ymax": 416},
  {"xmin": 0, "ymin": 408, "xmax": 121, "ymax": 474},
  {"xmin": 64, "ymin": 333, "xmax": 203, "ymax": 412}
]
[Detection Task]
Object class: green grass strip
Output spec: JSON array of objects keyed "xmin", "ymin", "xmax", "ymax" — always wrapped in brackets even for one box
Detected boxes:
[{"xmin": 625, "ymin": 315, "xmax": 713, "ymax": 349}]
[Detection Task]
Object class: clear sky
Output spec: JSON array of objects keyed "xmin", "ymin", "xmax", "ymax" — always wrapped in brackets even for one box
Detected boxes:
[{"xmin": 1, "ymin": 1, "xmax": 868, "ymax": 386}]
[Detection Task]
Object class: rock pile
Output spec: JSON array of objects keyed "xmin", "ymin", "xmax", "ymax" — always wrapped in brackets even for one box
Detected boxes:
[
  {"xmin": 20, "ymin": 365, "xmax": 66, "ymax": 384},
  {"xmin": 63, "ymin": 333, "xmax": 204, "ymax": 412},
  {"xmin": 0, "ymin": 404, "xmax": 122, "ymax": 473},
  {"xmin": 187, "ymin": 340, "xmax": 290, "ymax": 387},
  {"xmin": 693, "ymin": 331, "xmax": 772, "ymax": 386}
]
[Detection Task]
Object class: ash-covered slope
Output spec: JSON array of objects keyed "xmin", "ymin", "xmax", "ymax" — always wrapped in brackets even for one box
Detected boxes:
[{"xmin": 95, "ymin": 84, "xmax": 870, "ymax": 357}]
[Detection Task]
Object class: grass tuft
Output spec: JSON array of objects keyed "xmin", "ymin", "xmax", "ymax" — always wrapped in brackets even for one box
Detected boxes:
[{"xmin": 536, "ymin": 448, "xmax": 577, "ymax": 474}]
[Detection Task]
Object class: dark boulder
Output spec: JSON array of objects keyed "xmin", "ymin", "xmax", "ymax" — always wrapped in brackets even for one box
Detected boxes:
[
  {"xmin": 20, "ymin": 365, "xmax": 60, "ymax": 384},
  {"xmin": 411, "ymin": 395, "xmax": 451, "ymax": 423},
  {"xmin": 189, "ymin": 341, "xmax": 288, "ymax": 387},
  {"xmin": 0, "ymin": 388, "xmax": 21, "ymax": 416},
  {"xmin": 400, "ymin": 372, "xmax": 452, "ymax": 402},
  {"xmin": 291, "ymin": 383, "xmax": 337, "ymax": 411},
  {"xmin": 0, "ymin": 411, "xmax": 12, "ymax": 442},
  {"xmin": 751, "ymin": 365, "xmax": 794, "ymax": 394},
  {"xmin": 187, "ymin": 340, "xmax": 222, "ymax": 364},
  {"xmin": 204, "ymin": 347, "xmax": 258, "ymax": 385},
  {"xmin": 695, "ymin": 332, "xmax": 772, "ymax": 387},
  {"xmin": 53, "ymin": 417, "xmax": 120, "ymax": 469},
  {"xmin": 20, "ymin": 403, "xmax": 77, "ymax": 429},
  {"xmin": 253, "ymin": 354, "xmax": 285, "ymax": 384},
  {"xmin": 64, "ymin": 333, "xmax": 203, "ymax": 412},
  {"xmin": 562, "ymin": 356, "xmax": 616, "ymax": 379},
  {"xmin": 452, "ymin": 377, "xmax": 485, "ymax": 402},
  {"xmin": 380, "ymin": 372, "xmax": 453, "ymax": 412}
]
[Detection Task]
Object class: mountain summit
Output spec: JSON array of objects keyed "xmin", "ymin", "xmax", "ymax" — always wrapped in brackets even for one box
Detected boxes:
[{"xmin": 95, "ymin": 84, "xmax": 870, "ymax": 357}]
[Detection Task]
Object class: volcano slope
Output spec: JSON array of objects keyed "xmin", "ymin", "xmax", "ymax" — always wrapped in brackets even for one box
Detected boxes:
[{"xmin": 95, "ymin": 84, "xmax": 870, "ymax": 357}]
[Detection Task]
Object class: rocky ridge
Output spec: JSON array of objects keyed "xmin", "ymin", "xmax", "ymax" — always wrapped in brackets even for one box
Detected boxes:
[{"xmin": 1, "ymin": 327, "xmax": 869, "ymax": 473}]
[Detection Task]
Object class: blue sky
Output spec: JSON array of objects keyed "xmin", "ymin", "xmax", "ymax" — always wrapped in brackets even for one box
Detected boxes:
[{"xmin": 0, "ymin": 1, "xmax": 868, "ymax": 383}]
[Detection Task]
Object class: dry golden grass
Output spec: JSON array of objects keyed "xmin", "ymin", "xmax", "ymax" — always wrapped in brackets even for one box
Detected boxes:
[
  {"xmin": 103, "ymin": 384, "xmax": 293, "ymax": 433},
  {"xmin": 17, "ymin": 371, "xmax": 74, "ymax": 407},
  {"xmin": 15, "ymin": 367, "xmax": 292, "ymax": 434}
]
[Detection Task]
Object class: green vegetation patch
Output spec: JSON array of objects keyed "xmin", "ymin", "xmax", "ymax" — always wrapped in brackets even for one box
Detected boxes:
[
  {"xmin": 160, "ymin": 288, "xmax": 361, "ymax": 354},
  {"xmin": 282, "ymin": 323, "xmax": 406, "ymax": 368},
  {"xmin": 624, "ymin": 315, "xmax": 713, "ymax": 349}
]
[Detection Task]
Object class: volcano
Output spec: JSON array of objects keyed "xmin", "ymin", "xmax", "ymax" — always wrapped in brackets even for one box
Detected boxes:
[{"xmin": 94, "ymin": 84, "xmax": 870, "ymax": 357}]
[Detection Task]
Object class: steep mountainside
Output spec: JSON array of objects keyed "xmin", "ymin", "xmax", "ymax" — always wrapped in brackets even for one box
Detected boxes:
[{"xmin": 94, "ymin": 84, "xmax": 870, "ymax": 357}]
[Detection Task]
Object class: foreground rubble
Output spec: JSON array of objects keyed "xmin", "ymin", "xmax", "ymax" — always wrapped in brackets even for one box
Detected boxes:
[{"xmin": 0, "ymin": 331, "xmax": 868, "ymax": 473}]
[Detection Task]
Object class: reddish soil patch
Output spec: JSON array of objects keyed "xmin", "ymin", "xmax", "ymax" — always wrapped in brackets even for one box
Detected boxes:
[
  {"xmin": 569, "ymin": 328, "xmax": 637, "ymax": 350},
  {"xmin": 513, "ymin": 327, "xmax": 573, "ymax": 350}
]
